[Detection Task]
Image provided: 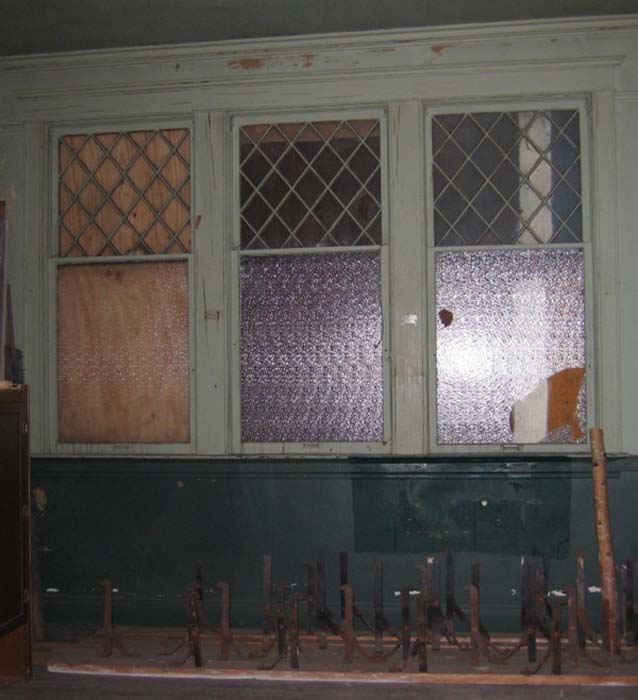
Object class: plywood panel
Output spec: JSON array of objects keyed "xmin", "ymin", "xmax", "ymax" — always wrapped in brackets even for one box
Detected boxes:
[{"xmin": 57, "ymin": 261, "xmax": 190, "ymax": 443}]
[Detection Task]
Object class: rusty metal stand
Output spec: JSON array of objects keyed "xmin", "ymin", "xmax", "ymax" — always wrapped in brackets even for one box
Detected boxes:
[
  {"xmin": 98, "ymin": 580, "xmax": 137, "ymax": 658},
  {"xmin": 623, "ymin": 559, "xmax": 638, "ymax": 646},
  {"xmin": 305, "ymin": 563, "xmax": 316, "ymax": 635},
  {"xmin": 373, "ymin": 560, "xmax": 400, "ymax": 656},
  {"xmin": 161, "ymin": 586, "xmax": 203, "ymax": 667},
  {"xmin": 216, "ymin": 581, "xmax": 244, "ymax": 661},
  {"xmin": 289, "ymin": 592, "xmax": 302, "ymax": 669},
  {"xmin": 315, "ymin": 560, "xmax": 339, "ymax": 648},
  {"xmin": 260, "ymin": 555, "xmax": 274, "ymax": 655},
  {"xmin": 339, "ymin": 551, "xmax": 374, "ymax": 633}
]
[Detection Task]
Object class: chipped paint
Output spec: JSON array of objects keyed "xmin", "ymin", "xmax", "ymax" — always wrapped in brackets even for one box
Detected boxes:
[
  {"xmin": 46, "ymin": 587, "xmax": 60, "ymax": 593},
  {"xmin": 226, "ymin": 58, "xmax": 265, "ymax": 70},
  {"xmin": 431, "ymin": 44, "xmax": 451, "ymax": 56},
  {"xmin": 588, "ymin": 586, "xmax": 602, "ymax": 593},
  {"xmin": 33, "ymin": 487, "xmax": 48, "ymax": 512},
  {"xmin": 300, "ymin": 53, "xmax": 315, "ymax": 68},
  {"xmin": 549, "ymin": 590, "xmax": 567, "ymax": 597}
]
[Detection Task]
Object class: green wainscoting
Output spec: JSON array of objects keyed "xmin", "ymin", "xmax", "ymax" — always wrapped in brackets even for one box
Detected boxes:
[{"xmin": 31, "ymin": 456, "xmax": 638, "ymax": 633}]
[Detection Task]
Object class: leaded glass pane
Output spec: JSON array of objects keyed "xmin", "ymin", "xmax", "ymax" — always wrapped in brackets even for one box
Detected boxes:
[
  {"xmin": 436, "ymin": 249, "xmax": 586, "ymax": 445},
  {"xmin": 239, "ymin": 120, "xmax": 382, "ymax": 249},
  {"xmin": 240, "ymin": 252, "xmax": 383, "ymax": 442},
  {"xmin": 58, "ymin": 129, "xmax": 191, "ymax": 256},
  {"xmin": 432, "ymin": 110, "xmax": 582, "ymax": 246}
]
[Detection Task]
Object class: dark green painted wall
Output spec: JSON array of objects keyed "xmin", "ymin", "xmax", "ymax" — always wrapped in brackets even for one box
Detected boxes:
[{"xmin": 31, "ymin": 456, "xmax": 638, "ymax": 634}]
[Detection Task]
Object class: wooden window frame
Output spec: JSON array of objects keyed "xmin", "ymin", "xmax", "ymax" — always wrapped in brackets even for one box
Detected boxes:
[
  {"xmin": 230, "ymin": 109, "xmax": 392, "ymax": 456},
  {"xmin": 424, "ymin": 98, "xmax": 595, "ymax": 455},
  {"xmin": 47, "ymin": 119, "xmax": 197, "ymax": 456}
]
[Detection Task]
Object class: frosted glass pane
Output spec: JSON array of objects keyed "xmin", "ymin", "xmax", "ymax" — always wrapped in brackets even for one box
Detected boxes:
[
  {"xmin": 436, "ymin": 249, "xmax": 586, "ymax": 444},
  {"xmin": 241, "ymin": 252, "xmax": 383, "ymax": 442},
  {"xmin": 58, "ymin": 261, "xmax": 190, "ymax": 443}
]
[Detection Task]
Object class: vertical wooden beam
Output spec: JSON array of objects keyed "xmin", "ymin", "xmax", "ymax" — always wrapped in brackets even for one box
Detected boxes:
[
  {"xmin": 388, "ymin": 101, "xmax": 425, "ymax": 454},
  {"xmin": 590, "ymin": 427, "xmax": 620, "ymax": 654}
]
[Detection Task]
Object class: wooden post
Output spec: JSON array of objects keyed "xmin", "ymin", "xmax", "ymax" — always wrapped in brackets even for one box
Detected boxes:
[{"xmin": 590, "ymin": 427, "xmax": 620, "ymax": 654}]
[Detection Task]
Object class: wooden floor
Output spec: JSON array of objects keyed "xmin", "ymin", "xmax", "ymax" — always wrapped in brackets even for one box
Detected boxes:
[{"xmin": 3, "ymin": 627, "xmax": 638, "ymax": 699}]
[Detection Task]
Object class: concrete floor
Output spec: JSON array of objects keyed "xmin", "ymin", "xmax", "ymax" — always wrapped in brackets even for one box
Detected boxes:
[{"xmin": 3, "ymin": 669, "xmax": 638, "ymax": 700}]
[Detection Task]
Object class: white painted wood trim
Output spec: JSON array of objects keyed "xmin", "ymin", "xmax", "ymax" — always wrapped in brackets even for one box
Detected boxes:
[
  {"xmin": 590, "ymin": 92, "xmax": 621, "ymax": 453},
  {"xmin": 388, "ymin": 101, "xmax": 426, "ymax": 454}
]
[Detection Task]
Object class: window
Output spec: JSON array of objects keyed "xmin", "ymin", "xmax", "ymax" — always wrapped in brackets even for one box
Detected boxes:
[
  {"xmin": 46, "ymin": 103, "xmax": 592, "ymax": 456},
  {"xmin": 234, "ymin": 114, "xmax": 388, "ymax": 451},
  {"xmin": 53, "ymin": 125, "xmax": 193, "ymax": 449},
  {"xmin": 428, "ymin": 106, "xmax": 589, "ymax": 448}
]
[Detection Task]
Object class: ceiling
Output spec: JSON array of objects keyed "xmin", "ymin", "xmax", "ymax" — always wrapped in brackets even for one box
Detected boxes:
[{"xmin": 2, "ymin": 0, "xmax": 637, "ymax": 57}]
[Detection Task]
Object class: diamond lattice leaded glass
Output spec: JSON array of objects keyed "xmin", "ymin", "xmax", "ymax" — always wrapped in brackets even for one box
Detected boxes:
[
  {"xmin": 432, "ymin": 110, "xmax": 582, "ymax": 246},
  {"xmin": 240, "ymin": 120, "xmax": 381, "ymax": 249},
  {"xmin": 240, "ymin": 252, "xmax": 383, "ymax": 442},
  {"xmin": 58, "ymin": 129, "xmax": 191, "ymax": 256}
]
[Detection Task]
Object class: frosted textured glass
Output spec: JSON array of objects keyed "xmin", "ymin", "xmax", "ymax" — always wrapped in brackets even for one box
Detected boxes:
[
  {"xmin": 58, "ymin": 261, "xmax": 190, "ymax": 443},
  {"xmin": 436, "ymin": 249, "xmax": 586, "ymax": 444},
  {"xmin": 241, "ymin": 252, "xmax": 383, "ymax": 442}
]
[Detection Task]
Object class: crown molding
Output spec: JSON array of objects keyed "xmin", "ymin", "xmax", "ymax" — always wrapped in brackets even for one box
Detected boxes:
[{"xmin": 1, "ymin": 14, "xmax": 636, "ymax": 73}]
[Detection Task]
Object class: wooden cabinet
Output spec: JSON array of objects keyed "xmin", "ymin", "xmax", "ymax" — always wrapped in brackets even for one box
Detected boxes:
[{"xmin": 0, "ymin": 386, "xmax": 31, "ymax": 681}]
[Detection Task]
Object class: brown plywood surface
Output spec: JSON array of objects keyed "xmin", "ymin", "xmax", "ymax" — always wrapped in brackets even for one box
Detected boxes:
[{"xmin": 57, "ymin": 261, "xmax": 190, "ymax": 444}]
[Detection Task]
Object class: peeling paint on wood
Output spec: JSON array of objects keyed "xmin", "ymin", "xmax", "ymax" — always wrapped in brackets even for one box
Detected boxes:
[
  {"xmin": 300, "ymin": 54, "xmax": 315, "ymax": 68},
  {"xmin": 431, "ymin": 44, "xmax": 451, "ymax": 56},
  {"xmin": 226, "ymin": 58, "xmax": 265, "ymax": 70}
]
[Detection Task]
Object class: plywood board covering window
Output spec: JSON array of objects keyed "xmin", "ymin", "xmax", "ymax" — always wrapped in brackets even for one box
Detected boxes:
[
  {"xmin": 57, "ymin": 261, "xmax": 190, "ymax": 443},
  {"xmin": 58, "ymin": 129, "xmax": 191, "ymax": 256}
]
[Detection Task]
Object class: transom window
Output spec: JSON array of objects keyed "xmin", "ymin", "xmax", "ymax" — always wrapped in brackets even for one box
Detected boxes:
[
  {"xmin": 58, "ymin": 129, "xmax": 191, "ymax": 256},
  {"xmin": 239, "ymin": 119, "xmax": 382, "ymax": 249},
  {"xmin": 432, "ymin": 110, "xmax": 582, "ymax": 246}
]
